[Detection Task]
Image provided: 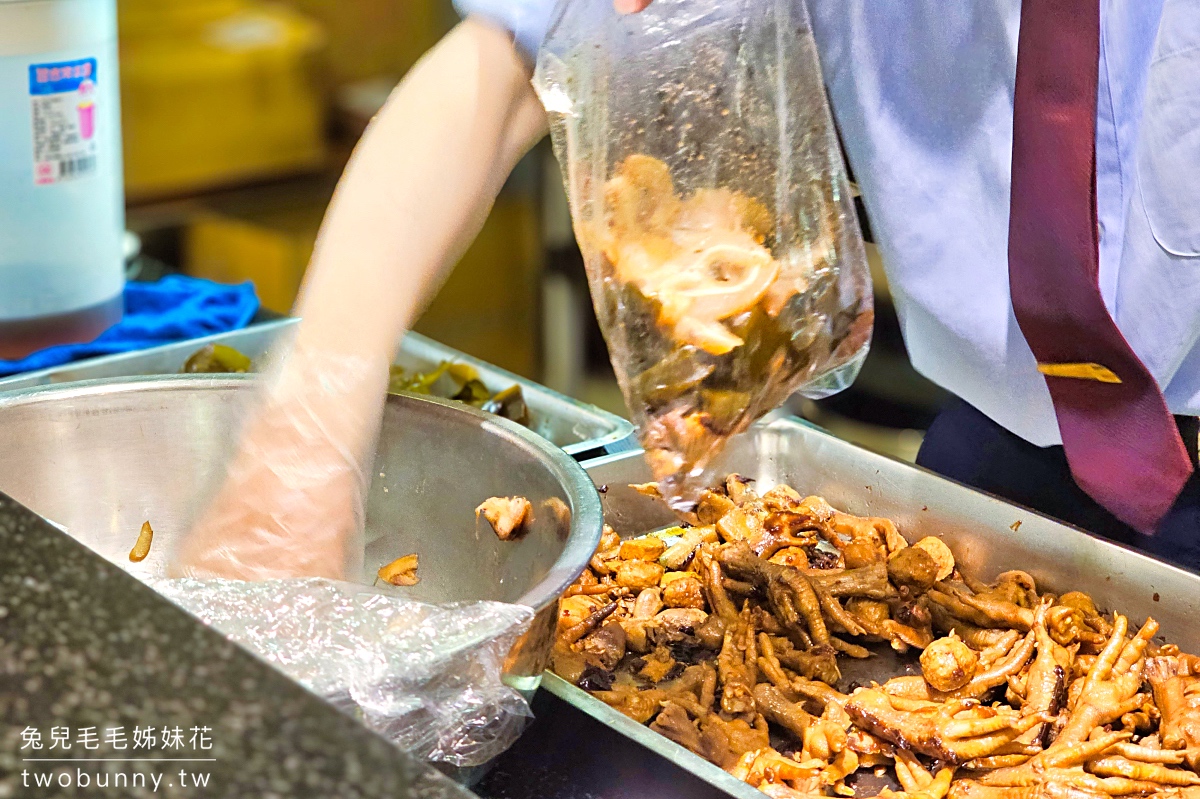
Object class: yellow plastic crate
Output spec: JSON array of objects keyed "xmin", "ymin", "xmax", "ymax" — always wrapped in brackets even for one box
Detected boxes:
[
  {"xmin": 184, "ymin": 193, "xmax": 542, "ymax": 376},
  {"xmin": 118, "ymin": 0, "xmax": 245, "ymax": 39},
  {"xmin": 120, "ymin": 3, "xmax": 325, "ymax": 199},
  {"xmin": 283, "ymin": 0, "xmax": 446, "ymax": 86},
  {"xmin": 185, "ymin": 211, "xmax": 320, "ymax": 315}
]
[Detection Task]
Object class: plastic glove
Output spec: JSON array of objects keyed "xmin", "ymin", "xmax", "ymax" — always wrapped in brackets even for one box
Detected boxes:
[
  {"xmin": 170, "ymin": 338, "xmax": 391, "ymax": 581},
  {"xmin": 172, "ymin": 19, "xmax": 546, "ymax": 580}
]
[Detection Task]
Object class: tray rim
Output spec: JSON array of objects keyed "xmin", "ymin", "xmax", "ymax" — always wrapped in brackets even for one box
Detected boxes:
[
  {"xmin": 0, "ymin": 317, "xmax": 637, "ymax": 458},
  {"xmin": 581, "ymin": 415, "xmax": 1200, "ymax": 590}
]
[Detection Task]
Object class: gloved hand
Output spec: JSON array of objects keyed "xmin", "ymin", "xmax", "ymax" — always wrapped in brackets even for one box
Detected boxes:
[
  {"xmin": 170, "ymin": 338, "xmax": 391, "ymax": 581},
  {"xmin": 171, "ymin": 17, "xmax": 548, "ymax": 580}
]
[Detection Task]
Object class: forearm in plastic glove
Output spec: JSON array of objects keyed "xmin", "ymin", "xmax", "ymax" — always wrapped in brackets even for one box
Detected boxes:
[
  {"xmin": 171, "ymin": 342, "xmax": 390, "ymax": 581},
  {"xmin": 171, "ymin": 21, "xmax": 547, "ymax": 581},
  {"xmin": 292, "ymin": 18, "xmax": 548, "ymax": 360}
]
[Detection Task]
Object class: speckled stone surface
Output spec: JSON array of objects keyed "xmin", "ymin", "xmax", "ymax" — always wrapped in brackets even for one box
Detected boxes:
[{"xmin": 0, "ymin": 493, "xmax": 479, "ymax": 799}]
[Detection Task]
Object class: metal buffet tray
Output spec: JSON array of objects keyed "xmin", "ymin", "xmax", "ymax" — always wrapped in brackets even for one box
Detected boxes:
[
  {"xmin": 0, "ymin": 317, "xmax": 636, "ymax": 459},
  {"xmin": 545, "ymin": 415, "xmax": 1200, "ymax": 799}
]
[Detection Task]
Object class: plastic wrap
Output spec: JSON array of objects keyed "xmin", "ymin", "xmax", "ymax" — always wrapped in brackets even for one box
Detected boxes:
[
  {"xmin": 146, "ymin": 577, "xmax": 534, "ymax": 767},
  {"xmin": 534, "ymin": 0, "xmax": 873, "ymax": 510}
]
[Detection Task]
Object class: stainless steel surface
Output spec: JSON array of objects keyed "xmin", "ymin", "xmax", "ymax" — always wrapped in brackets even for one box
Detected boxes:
[
  {"xmin": 0, "ymin": 317, "xmax": 637, "ymax": 458},
  {"xmin": 0, "ymin": 376, "xmax": 604, "ymax": 681},
  {"xmin": 563, "ymin": 416, "xmax": 1200, "ymax": 799}
]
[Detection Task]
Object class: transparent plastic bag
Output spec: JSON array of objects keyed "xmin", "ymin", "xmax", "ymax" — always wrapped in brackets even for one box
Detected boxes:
[
  {"xmin": 146, "ymin": 577, "xmax": 534, "ymax": 767},
  {"xmin": 534, "ymin": 0, "xmax": 873, "ymax": 510}
]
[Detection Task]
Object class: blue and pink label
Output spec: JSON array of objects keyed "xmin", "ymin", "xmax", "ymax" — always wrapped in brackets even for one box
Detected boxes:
[
  {"xmin": 28, "ymin": 58, "xmax": 99, "ymax": 186},
  {"xmin": 29, "ymin": 58, "xmax": 97, "ymax": 95}
]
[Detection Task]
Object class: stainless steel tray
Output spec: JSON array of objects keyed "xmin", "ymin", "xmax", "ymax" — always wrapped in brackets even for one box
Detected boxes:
[
  {"xmin": 0, "ymin": 317, "xmax": 636, "ymax": 459},
  {"xmin": 556, "ymin": 416, "xmax": 1200, "ymax": 799}
]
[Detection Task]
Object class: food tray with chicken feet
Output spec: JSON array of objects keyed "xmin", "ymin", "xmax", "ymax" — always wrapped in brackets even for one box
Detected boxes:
[{"xmin": 546, "ymin": 416, "xmax": 1200, "ymax": 799}]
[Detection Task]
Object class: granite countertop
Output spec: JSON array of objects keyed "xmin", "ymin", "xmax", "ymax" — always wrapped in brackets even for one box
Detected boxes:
[{"xmin": 0, "ymin": 493, "xmax": 479, "ymax": 799}]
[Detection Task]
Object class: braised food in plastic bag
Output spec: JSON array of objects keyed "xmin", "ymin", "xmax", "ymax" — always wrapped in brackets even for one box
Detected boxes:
[{"xmin": 534, "ymin": 0, "xmax": 873, "ymax": 511}]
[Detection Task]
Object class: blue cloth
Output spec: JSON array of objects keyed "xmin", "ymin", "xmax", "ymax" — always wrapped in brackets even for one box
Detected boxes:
[{"xmin": 0, "ymin": 276, "xmax": 260, "ymax": 377}]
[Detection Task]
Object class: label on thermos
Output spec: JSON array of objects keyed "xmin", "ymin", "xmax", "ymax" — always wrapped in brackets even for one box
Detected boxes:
[{"xmin": 28, "ymin": 58, "xmax": 99, "ymax": 186}]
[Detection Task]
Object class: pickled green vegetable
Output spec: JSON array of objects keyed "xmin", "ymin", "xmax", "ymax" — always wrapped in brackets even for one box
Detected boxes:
[
  {"xmin": 453, "ymin": 379, "xmax": 491, "ymax": 407},
  {"xmin": 699, "ymin": 389, "xmax": 752, "ymax": 434},
  {"xmin": 185, "ymin": 344, "xmax": 536, "ymax": 429},
  {"xmin": 387, "ymin": 362, "xmax": 531, "ymax": 428},
  {"xmin": 181, "ymin": 344, "xmax": 252, "ymax": 374},
  {"xmin": 391, "ymin": 362, "xmax": 481, "ymax": 396},
  {"xmin": 630, "ymin": 347, "xmax": 714, "ymax": 409},
  {"xmin": 481, "ymin": 385, "xmax": 530, "ymax": 426}
]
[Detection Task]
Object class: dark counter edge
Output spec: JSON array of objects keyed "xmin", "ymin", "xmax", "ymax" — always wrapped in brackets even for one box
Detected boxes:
[{"xmin": 0, "ymin": 491, "xmax": 479, "ymax": 799}]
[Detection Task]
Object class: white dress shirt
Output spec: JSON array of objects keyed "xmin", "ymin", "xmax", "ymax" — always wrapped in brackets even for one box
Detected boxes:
[{"xmin": 455, "ymin": 0, "xmax": 1200, "ymax": 447}]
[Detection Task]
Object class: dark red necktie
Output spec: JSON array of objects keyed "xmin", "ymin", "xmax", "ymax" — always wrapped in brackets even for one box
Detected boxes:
[{"xmin": 1008, "ymin": 0, "xmax": 1192, "ymax": 535}]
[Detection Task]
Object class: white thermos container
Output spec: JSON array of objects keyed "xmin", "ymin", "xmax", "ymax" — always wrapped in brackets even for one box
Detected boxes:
[{"xmin": 0, "ymin": 0, "xmax": 124, "ymax": 360}]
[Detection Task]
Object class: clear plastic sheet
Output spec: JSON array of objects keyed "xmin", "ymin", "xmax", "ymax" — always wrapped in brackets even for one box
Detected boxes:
[
  {"xmin": 534, "ymin": 0, "xmax": 873, "ymax": 511},
  {"xmin": 146, "ymin": 577, "xmax": 535, "ymax": 767}
]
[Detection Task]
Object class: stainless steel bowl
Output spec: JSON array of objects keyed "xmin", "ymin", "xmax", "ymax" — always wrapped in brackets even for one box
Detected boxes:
[{"xmin": 0, "ymin": 375, "xmax": 603, "ymax": 682}]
